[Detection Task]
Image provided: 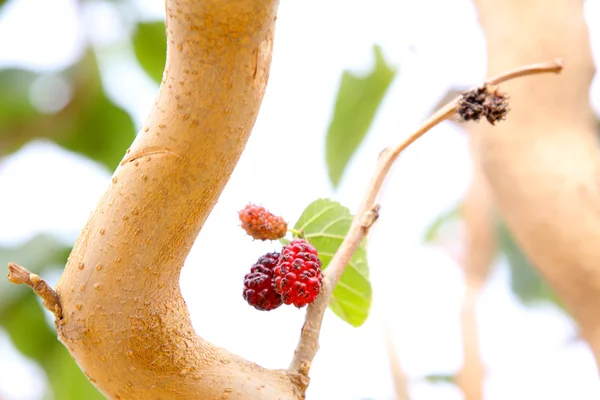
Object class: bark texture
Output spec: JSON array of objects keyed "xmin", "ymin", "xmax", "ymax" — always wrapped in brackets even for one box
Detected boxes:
[
  {"xmin": 473, "ymin": 0, "xmax": 600, "ymax": 366},
  {"xmin": 54, "ymin": 1, "xmax": 303, "ymax": 398}
]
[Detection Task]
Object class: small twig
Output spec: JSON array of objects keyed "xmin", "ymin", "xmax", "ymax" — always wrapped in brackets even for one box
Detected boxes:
[
  {"xmin": 7, "ymin": 262, "xmax": 62, "ymax": 319},
  {"xmin": 288, "ymin": 59, "xmax": 563, "ymax": 381},
  {"xmin": 487, "ymin": 59, "xmax": 564, "ymax": 85}
]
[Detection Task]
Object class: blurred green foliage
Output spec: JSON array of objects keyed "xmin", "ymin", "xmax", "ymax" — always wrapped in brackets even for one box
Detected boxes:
[
  {"xmin": 0, "ymin": 236, "xmax": 70, "ymax": 315},
  {"xmin": 58, "ymin": 52, "xmax": 136, "ymax": 169},
  {"xmin": 133, "ymin": 21, "xmax": 167, "ymax": 84},
  {"xmin": 0, "ymin": 0, "xmax": 166, "ymax": 397},
  {"xmin": 424, "ymin": 374, "xmax": 455, "ymax": 384},
  {"xmin": 423, "ymin": 206, "xmax": 461, "ymax": 243},
  {"xmin": 496, "ymin": 221, "xmax": 565, "ymax": 308},
  {"xmin": 0, "ymin": 69, "xmax": 40, "ymax": 131},
  {"xmin": 423, "ymin": 205, "xmax": 564, "ymax": 309},
  {"xmin": 1, "ymin": 294, "xmax": 104, "ymax": 400},
  {"xmin": 0, "ymin": 237, "xmax": 103, "ymax": 399},
  {"xmin": 0, "ymin": 51, "xmax": 136, "ymax": 170}
]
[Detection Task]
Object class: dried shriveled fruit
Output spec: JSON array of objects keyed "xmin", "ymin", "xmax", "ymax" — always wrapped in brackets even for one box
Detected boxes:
[{"xmin": 458, "ymin": 83, "xmax": 509, "ymax": 125}]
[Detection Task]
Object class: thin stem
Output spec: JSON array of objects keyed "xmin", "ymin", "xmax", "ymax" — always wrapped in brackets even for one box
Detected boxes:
[
  {"xmin": 487, "ymin": 58, "xmax": 564, "ymax": 85},
  {"xmin": 288, "ymin": 228, "xmax": 306, "ymax": 240},
  {"xmin": 287, "ymin": 59, "xmax": 564, "ymax": 381}
]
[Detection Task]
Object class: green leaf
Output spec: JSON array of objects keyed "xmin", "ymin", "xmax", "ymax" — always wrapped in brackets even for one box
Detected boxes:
[
  {"xmin": 423, "ymin": 205, "xmax": 461, "ymax": 243},
  {"xmin": 496, "ymin": 221, "xmax": 564, "ymax": 309},
  {"xmin": 294, "ymin": 198, "xmax": 372, "ymax": 327},
  {"xmin": 325, "ymin": 45, "xmax": 397, "ymax": 188},
  {"xmin": 0, "ymin": 235, "xmax": 71, "ymax": 315},
  {"xmin": 132, "ymin": 21, "xmax": 167, "ymax": 84}
]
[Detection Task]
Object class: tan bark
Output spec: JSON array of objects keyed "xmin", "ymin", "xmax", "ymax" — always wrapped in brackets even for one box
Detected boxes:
[
  {"xmin": 473, "ymin": 0, "xmax": 600, "ymax": 366},
  {"xmin": 53, "ymin": 0, "xmax": 303, "ymax": 398}
]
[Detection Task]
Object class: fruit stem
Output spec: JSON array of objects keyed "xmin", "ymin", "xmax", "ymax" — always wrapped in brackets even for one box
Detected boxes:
[{"xmin": 288, "ymin": 228, "xmax": 306, "ymax": 240}]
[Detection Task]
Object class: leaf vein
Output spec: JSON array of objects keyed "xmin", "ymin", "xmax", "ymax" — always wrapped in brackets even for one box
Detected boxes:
[
  {"xmin": 296, "ymin": 203, "xmax": 339, "ymax": 231},
  {"xmin": 336, "ymin": 279, "xmax": 370, "ymax": 298}
]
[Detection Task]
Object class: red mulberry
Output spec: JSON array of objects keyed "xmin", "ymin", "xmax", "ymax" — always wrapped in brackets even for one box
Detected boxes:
[
  {"xmin": 243, "ymin": 252, "xmax": 283, "ymax": 311},
  {"xmin": 274, "ymin": 239, "xmax": 323, "ymax": 308}
]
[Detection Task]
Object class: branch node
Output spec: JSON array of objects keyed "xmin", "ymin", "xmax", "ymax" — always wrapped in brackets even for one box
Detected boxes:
[
  {"xmin": 7, "ymin": 262, "xmax": 63, "ymax": 319},
  {"xmin": 299, "ymin": 361, "xmax": 311, "ymax": 377},
  {"xmin": 361, "ymin": 204, "xmax": 381, "ymax": 232},
  {"xmin": 288, "ymin": 371, "xmax": 310, "ymax": 396}
]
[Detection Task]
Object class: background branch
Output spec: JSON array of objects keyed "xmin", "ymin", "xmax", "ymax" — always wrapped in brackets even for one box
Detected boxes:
[
  {"xmin": 473, "ymin": 0, "xmax": 600, "ymax": 368},
  {"xmin": 288, "ymin": 59, "xmax": 564, "ymax": 382},
  {"xmin": 455, "ymin": 129, "xmax": 497, "ymax": 400},
  {"xmin": 385, "ymin": 328, "xmax": 411, "ymax": 400}
]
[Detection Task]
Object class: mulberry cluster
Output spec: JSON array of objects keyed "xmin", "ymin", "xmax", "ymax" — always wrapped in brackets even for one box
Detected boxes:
[{"xmin": 242, "ymin": 239, "xmax": 323, "ymax": 311}]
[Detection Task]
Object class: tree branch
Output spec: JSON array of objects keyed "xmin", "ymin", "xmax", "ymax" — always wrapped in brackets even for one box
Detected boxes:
[
  {"xmin": 288, "ymin": 59, "xmax": 564, "ymax": 381},
  {"xmin": 474, "ymin": 0, "xmax": 600, "ymax": 369},
  {"xmin": 9, "ymin": 1, "xmax": 302, "ymax": 399},
  {"xmin": 7, "ymin": 262, "xmax": 63, "ymax": 319}
]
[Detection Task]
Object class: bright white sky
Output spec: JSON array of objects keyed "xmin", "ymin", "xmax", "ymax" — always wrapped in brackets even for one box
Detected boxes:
[{"xmin": 0, "ymin": 0, "xmax": 600, "ymax": 399}]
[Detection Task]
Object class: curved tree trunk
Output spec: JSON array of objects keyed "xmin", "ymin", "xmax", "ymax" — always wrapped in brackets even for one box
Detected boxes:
[
  {"xmin": 54, "ymin": 1, "xmax": 303, "ymax": 398},
  {"xmin": 473, "ymin": 0, "xmax": 600, "ymax": 367}
]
